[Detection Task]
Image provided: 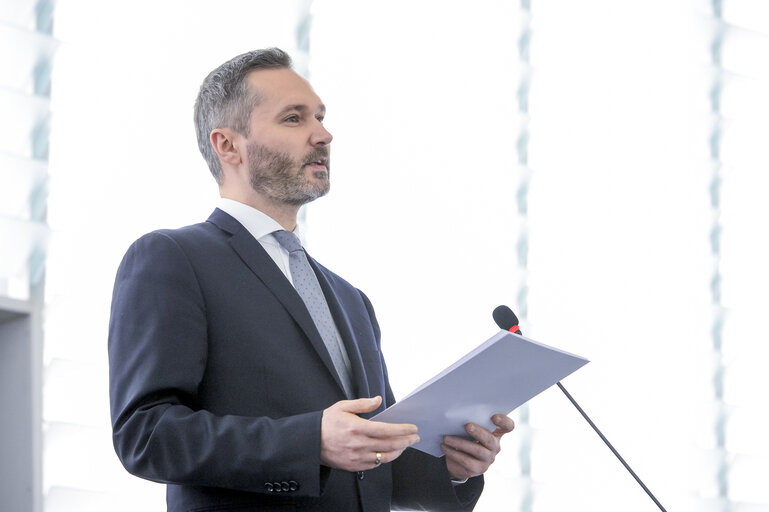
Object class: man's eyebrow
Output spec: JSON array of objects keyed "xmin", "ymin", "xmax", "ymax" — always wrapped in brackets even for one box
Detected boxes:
[{"xmin": 275, "ymin": 104, "xmax": 327, "ymax": 118}]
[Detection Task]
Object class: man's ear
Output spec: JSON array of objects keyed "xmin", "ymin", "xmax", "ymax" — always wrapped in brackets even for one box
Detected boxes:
[{"xmin": 210, "ymin": 128, "xmax": 243, "ymax": 168}]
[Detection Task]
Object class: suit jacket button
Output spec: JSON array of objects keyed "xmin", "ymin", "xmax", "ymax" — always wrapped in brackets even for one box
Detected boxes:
[
  {"xmin": 273, "ymin": 482, "xmax": 282, "ymax": 492},
  {"xmin": 357, "ymin": 471, "xmax": 365, "ymax": 480},
  {"xmin": 281, "ymin": 481, "xmax": 290, "ymax": 492},
  {"xmin": 265, "ymin": 482, "xmax": 273, "ymax": 493},
  {"xmin": 289, "ymin": 480, "xmax": 299, "ymax": 491}
]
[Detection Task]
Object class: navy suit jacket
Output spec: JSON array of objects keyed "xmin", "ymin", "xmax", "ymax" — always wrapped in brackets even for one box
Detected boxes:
[{"xmin": 108, "ymin": 209, "xmax": 483, "ymax": 511}]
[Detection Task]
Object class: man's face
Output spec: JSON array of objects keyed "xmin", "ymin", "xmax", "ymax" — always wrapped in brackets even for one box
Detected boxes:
[{"xmin": 242, "ymin": 68, "xmax": 333, "ymax": 205}]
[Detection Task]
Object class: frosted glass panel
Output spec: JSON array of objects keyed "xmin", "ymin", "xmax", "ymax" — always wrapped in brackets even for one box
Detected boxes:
[
  {"xmin": 42, "ymin": 422, "xmax": 163, "ymax": 499},
  {"xmin": 43, "ymin": 359, "xmax": 105, "ymax": 427},
  {"xmin": 0, "ymin": 0, "xmax": 39, "ymax": 29},
  {"xmin": 0, "ymin": 152, "xmax": 48, "ymax": 219},
  {"xmin": 721, "ymin": 77, "xmax": 769, "ymax": 119},
  {"xmin": 723, "ymin": 0, "xmax": 769, "ymax": 34},
  {"xmin": 0, "ymin": 23, "xmax": 58, "ymax": 92},
  {"xmin": 0, "ymin": 89, "xmax": 50, "ymax": 158},
  {"xmin": 0, "ymin": 217, "xmax": 48, "ymax": 281},
  {"xmin": 721, "ymin": 28, "xmax": 769, "ymax": 79},
  {"xmin": 2, "ymin": 1, "xmax": 52, "ymax": 510}
]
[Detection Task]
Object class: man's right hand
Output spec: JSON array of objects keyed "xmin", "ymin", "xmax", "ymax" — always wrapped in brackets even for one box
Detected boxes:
[{"xmin": 320, "ymin": 396, "xmax": 419, "ymax": 471}]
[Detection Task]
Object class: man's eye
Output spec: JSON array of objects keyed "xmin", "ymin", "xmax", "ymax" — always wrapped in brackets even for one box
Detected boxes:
[
  {"xmin": 316, "ymin": 116, "xmax": 325, "ymax": 124},
  {"xmin": 284, "ymin": 115, "xmax": 300, "ymax": 123}
]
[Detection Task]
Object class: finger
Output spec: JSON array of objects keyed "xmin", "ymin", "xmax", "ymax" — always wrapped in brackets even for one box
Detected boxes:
[
  {"xmin": 463, "ymin": 423, "xmax": 498, "ymax": 450},
  {"xmin": 443, "ymin": 434, "xmax": 496, "ymax": 461},
  {"xmin": 331, "ymin": 444, "xmax": 413, "ymax": 472},
  {"xmin": 335, "ymin": 396, "xmax": 382, "ymax": 414},
  {"xmin": 371, "ymin": 433, "xmax": 421, "ymax": 454},
  {"xmin": 349, "ymin": 440, "xmax": 417, "ymax": 469},
  {"xmin": 363, "ymin": 419, "xmax": 419, "ymax": 438},
  {"xmin": 490, "ymin": 414, "xmax": 515, "ymax": 436},
  {"xmin": 373, "ymin": 445, "xmax": 411, "ymax": 466},
  {"xmin": 441, "ymin": 441, "xmax": 488, "ymax": 478}
]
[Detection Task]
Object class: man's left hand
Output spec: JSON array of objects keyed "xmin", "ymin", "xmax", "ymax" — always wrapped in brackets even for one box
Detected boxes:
[{"xmin": 441, "ymin": 414, "xmax": 515, "ymax": 481}]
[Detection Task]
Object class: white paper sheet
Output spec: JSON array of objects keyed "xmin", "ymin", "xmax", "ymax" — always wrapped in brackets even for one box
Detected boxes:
[{"xmin": 372, "ymin": 330, "xmax": 589, "ymax": 457}]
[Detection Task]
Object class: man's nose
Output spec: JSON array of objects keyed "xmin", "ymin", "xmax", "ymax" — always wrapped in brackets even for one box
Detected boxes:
[{"xmin": 311, "ymin": 122, "xmax": 333, "ymax": 147}]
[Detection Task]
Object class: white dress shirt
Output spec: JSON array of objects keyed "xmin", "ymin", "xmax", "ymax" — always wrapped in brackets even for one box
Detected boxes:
[{"xmin": 216, "ymin": 198, "xmax": 301, "ymax": 285}]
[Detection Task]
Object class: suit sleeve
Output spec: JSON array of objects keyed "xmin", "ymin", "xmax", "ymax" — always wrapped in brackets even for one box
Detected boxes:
[
  {"xmin": 108, "ymin": 232, "xmax": 326, "ymax": 495},
  {"xmin": 358, "ymin": 291, "xmax": 484, "ymax": 511}
]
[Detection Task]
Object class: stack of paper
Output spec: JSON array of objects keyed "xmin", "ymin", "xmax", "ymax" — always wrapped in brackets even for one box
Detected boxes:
[{"xmin": 373, "ymin": 330, "xmax": 589, "ymax": 457}]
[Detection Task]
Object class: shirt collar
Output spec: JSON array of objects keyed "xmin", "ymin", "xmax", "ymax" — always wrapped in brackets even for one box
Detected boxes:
[{"xmin": 216, "ymin": 197, "xmax": 304, "ymax": 243}]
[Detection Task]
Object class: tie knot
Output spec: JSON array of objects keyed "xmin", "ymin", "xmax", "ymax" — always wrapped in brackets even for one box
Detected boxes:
[{"xmin": 272, "ymin": 230, "xmax": 303, "ymax": 253}]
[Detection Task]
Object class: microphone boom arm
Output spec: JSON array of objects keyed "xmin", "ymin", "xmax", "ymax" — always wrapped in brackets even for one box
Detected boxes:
[
  {"xmin": 555, "ymin": 381, "xmax": 668, "ymax": 512},
  {"xmin": 492, "ymin": 304, "xmax": 667, "ymax": 511}
]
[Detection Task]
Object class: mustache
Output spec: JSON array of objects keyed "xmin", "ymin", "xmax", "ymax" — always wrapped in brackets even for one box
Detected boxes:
[{"xmin": 301, "ymin": 147, "xmax": 330, "ymax": 166}]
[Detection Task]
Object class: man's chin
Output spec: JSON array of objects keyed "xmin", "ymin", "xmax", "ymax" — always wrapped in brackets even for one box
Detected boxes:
[
  {"xmin": 286, "ymin": 185, "xmax": 330, "ymax": 206},
  {"xmin": 309, "ymin": 184, "xmax": 330, "ymax": 201},
  {"xmin": 307, "ymin": 172, "xmax": 330, "ymax": 194}
]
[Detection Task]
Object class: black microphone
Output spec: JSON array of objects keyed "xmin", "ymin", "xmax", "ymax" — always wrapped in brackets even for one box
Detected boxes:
[
  {"xmin": 492, "ymin": 305, "xmax": 521, "ymax": 335},
  {"xmin": 493, "ymin": 305, "xmax": 668, "ymax": 512}
]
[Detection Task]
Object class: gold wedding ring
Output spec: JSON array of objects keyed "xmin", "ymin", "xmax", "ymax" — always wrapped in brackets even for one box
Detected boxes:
[{"xmin": 374, "ymin": 451, "xmax": 382, "ymax": 466}]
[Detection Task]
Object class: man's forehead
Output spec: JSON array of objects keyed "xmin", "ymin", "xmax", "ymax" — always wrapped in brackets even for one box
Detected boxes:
[{"xmin": 246, "ymin": 68, "xmax": 324, "ymax": 112}]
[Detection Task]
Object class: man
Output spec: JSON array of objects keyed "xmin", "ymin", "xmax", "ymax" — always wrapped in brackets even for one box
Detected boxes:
[{"xmin": 108, "ymin": 48, "xmax": 514, "ymax": 512}]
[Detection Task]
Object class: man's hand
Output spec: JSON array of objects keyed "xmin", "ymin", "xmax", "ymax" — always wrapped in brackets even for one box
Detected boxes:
[
  {"xmin": 441, "ymin": 414, "xmax": 515, "ymax": 481},
  {"xmin": 320, "ymin": 396, "xmax": 420, "ymax": 471}
]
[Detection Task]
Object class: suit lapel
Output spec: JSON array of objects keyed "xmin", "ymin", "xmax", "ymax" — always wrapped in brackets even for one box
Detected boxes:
[{"xmin": 207, "ymin": 209, "xmax": 348, "ymax": 396}]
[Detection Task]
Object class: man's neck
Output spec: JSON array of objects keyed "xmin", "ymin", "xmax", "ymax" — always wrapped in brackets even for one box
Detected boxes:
[{"xmin": 220, "ymin": 192, "xmax": 299, "ymax": 232}]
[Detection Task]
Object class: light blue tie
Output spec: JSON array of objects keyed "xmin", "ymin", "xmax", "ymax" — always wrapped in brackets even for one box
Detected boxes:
[{"xmin": 272, "ymin": 230, "xmax": 354, "ymax": 398}]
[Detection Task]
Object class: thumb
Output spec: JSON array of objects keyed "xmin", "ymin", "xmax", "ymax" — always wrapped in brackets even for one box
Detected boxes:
[{"xmin": 337, "ymin": 396, "xmax": 382, "ymax": 414}]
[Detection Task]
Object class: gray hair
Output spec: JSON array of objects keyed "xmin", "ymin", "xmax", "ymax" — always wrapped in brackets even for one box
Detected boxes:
[{"xmin": 194, "ymin": 48, "xmax": 293, "ymax": 183}]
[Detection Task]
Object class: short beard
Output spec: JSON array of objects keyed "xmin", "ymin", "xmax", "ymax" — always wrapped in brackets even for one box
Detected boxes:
[{"xmin": 246, "ymin": 142, "xmax": 330, "ymax": 206}]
